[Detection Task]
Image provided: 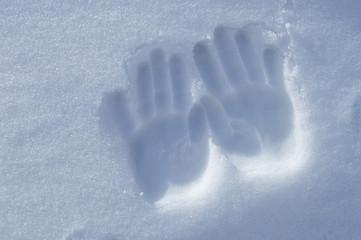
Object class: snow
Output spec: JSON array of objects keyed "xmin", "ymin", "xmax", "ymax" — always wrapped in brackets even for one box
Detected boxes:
[{"xmin": 1, "ymin": 0, "xmax": 361, "ymax": 239}]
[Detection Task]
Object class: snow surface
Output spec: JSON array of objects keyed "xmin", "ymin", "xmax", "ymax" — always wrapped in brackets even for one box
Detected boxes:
[{"xmin": 1, "ymin": 0, "xmax": 361, "ymax": 239}]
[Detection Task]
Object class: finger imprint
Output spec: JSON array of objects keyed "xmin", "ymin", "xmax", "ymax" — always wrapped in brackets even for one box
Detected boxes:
[
  {"xmin": 193, "ymin": 41, "xmax": 229, "ymax": 99},
  {"xmin": 150, "ymin": 48, "xmax": 172, "ymax": 114},
  {"xmin": 188, "ymin": 102, "xmax": 208, "ymax": 143},
  {"xmin": 169, "ymin": 53, "xmax": 192, "ymax": 112},
  {"xmin": 234, "ymin": 28, "xmax": 265, "ymax": 83},
  {"xmin": 200, "ymin": 94, "xmax": 231, "ymax": 142},
  {"xmin": 214, "ymin": 26, "xmax": 248, "ymax": 87},
  {"xmin": 136, "ymin": 62, "xmax": 154, "ymax": 122},
  {"xmin": 264, "ymin": 45, "xmax": 285, "ymax": 90}
]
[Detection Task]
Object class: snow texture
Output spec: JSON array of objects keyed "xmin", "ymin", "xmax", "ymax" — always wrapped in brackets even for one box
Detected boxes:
[{"xmin": 1, "ymin": 0, "xmax": 361, "ymax": 239}]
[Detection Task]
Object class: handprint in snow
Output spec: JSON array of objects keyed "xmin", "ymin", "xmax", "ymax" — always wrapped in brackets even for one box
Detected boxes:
[
  {"xmin": 102, "ymin": 48, "xmax": 209, "ymax": 202},
  {"xmin": 194, "ymin": 24, "xmax": 294, "ymax": 155}
]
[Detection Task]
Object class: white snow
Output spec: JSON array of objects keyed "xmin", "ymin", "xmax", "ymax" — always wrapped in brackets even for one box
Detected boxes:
[{"xmin": 1, "ymin": 0, "xmax": 361, "ymax": 239}]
